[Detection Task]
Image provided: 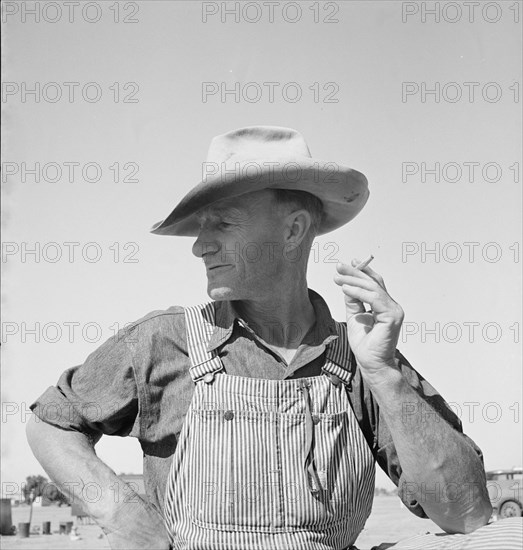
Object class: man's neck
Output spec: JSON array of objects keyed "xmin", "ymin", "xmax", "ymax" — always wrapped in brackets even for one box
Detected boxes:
[{"xmin": 233, "ymin": 285, "xmax": 316, "ymax": 351}]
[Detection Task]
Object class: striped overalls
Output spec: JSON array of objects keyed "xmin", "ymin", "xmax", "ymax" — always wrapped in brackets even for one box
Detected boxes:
[{"xmin": 164, "ymin": 303, "xmax": 375, "ymax": 549}]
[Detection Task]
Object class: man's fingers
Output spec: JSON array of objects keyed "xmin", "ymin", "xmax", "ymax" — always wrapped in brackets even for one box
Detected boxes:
[
  {"xmin": 340, "ymin": 283, "xmax": 403, "ymax": 322},
  {"xmin": 335, "ymin": 268, "xmax": 386, "ymax": 312},
  {"xmin": 341, "ymin": 285, "xmax": 378, "ymax": 308},
  {"xmin": 338, "ymin": 260, "xmax": 366, "ymax": 276},
  {"xmin": 334, "ymin": 273, "xmax": 376, "ymax": 291},
  {"xmin": 361, "ymin": 264, "xmax": 387, "ymax": 290},
  {"xmin": 337, "ymin": 260, "xmax": 387, "ymax": 290},
  {"xmin": 342, "ymin": 285, "xmax": 366, "ymax": 315}
]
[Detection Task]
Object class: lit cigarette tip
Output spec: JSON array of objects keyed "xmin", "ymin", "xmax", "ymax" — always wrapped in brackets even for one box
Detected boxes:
[{"xmin": 355, "ymin": 255, "xmax": 374, "ymax": 270}]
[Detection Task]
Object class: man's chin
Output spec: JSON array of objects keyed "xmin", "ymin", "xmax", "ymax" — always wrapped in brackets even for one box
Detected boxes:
[{"xmin": 207, "ymin": 286, "xmax": 237, "ymax": 301}]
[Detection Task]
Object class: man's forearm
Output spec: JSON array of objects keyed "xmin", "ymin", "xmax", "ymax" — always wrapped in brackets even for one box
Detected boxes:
[
  {"xmin": 26, "ymin": 414, "xmax": 170, "ymax": 549},
  {"xmin": 365, "ymin": 366, "xmax": 492, "ymax": 534}
]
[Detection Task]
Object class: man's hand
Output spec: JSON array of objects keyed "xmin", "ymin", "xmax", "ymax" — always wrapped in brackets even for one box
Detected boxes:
[
  {"xmin": 102, "ymin": 495, "xmax": 170, "ymax": 550},
  {"xmin": 335, "ymin": 260, "xmax": 492, "ymax": 533},
  {"xmin": 333, "ymin": 259, "xmax": 404, "ymax": 380}
]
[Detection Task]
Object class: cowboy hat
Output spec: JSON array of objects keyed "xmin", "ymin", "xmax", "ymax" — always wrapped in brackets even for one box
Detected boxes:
[{"xmin": 151, "ymin": 126, "xmax": 369, "ymax": 236}]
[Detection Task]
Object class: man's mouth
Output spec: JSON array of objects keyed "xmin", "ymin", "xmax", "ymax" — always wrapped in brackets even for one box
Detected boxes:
[{"xmin": 207, "ymin": 264, "xmax": 232, "ymax": 272}]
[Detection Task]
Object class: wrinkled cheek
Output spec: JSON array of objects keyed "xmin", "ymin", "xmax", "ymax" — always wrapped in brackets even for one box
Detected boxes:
[{"xmin": 263, "ymin": 245, "xmax": 285, "ymax": 273}]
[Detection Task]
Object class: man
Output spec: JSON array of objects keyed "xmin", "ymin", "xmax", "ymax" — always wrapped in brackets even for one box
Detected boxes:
[{"xmin": 27, "ymin": 127, "xmax": 517, "ymax": 549}]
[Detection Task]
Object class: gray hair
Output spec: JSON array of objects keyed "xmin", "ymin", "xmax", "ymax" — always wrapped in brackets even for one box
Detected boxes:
[{"xmin": 270, "ymin": 189, "xmax": 324, "ymax": 237}]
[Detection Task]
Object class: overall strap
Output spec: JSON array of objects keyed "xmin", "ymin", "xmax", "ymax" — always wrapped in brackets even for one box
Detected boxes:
[
  {"xmin": 183, "ymin": 303, "xmax": 224, "ymax": 382},
  {"xmin": 323, "ymin": 321, "xmax": 357, "ymax": 389}
]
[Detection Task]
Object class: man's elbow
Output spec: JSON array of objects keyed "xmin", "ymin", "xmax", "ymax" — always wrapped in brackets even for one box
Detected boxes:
[
  {"xmin": 26, "ymin": 413, "xmax": 42, "ymax": 445},
  {"xmin": 459, "ymin": 498, "xmax": 492, "ymax": 534},
  {"xmin": 429, "ymin": 497, "xmax": 492, "ymax": 534}
]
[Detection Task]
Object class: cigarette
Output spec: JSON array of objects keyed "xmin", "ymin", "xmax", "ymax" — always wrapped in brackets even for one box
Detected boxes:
[{"xmin": 355, "ymin": 255, "xmax": 374, "ymax": 270}]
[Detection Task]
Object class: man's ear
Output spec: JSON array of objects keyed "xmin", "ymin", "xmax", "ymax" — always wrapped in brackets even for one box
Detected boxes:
[{"xmin": 284, "ymin": 209, "xmax": 312, "ymax": 246}]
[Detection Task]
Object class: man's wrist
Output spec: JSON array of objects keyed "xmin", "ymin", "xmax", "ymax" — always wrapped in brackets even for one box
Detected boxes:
[
  {"xmin": 100, "ymin": 490, "xmax": 170, "ymax": 549},
  {"xmin": 102, "ymin": 483, "xmax": 163, "ymax": 531},
  {"xmin": 359, "ymin": 358, "xmax": 402, "ymax": 389}
]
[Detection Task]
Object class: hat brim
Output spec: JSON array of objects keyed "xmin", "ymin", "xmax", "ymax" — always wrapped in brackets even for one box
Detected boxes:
[{"xmin": 151, "ymin": 156, "xmax": 369, "ymax": 237}]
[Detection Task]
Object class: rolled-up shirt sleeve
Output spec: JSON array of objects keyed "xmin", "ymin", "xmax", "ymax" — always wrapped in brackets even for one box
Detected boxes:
[
  {"xmin": 374, "ymin": 350, "xmax": 485, "ymax": 519},
  {"xmin": 30, "ymin": 327, "xmax": 140, "ymax": 439}
]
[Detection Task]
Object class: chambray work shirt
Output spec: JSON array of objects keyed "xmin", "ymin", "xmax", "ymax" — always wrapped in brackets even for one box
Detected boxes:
[{"xmin": 30, "ymin": 290, "xmax": 483, "ymax": 520}]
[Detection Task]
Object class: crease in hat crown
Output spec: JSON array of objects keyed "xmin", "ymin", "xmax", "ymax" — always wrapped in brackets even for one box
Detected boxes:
[
  {"xmin": 205, "ymin": 126, "xmax": 313, "ymax": 167},
  {"xmin": 151, "ymin": 125, "xmax": 369, "ymax": 237}
]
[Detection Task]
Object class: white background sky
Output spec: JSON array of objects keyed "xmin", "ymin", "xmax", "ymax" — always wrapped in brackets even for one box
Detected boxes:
[{"xmin": 1, "ymin": 0, "xmax": 522, "ymax": 494}]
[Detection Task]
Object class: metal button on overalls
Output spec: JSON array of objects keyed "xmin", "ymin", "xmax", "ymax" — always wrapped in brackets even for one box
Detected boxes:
[{"xmin": 203, "ymin": 372, "xmax": 214, "ymax": 384}]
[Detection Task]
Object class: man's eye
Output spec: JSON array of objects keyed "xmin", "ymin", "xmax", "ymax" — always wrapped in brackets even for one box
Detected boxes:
[{"xmin": 218, "ymin": 222, "xmax": 232, "ymax": 229}]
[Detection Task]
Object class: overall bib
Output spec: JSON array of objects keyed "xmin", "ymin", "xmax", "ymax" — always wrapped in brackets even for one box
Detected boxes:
[{"xmin": 164, "ymin": 303, "xmax": 375, "ymax": 549}]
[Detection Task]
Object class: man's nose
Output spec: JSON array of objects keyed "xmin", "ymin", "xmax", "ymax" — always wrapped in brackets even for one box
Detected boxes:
[{"xmin": 192, "ymin": 231, "xmax": 220, "ymax": 258}]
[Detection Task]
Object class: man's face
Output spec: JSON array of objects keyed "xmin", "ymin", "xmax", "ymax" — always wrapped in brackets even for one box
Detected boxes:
[{"xmin": 192, "ymin": 190, "xmax": 288, "ymax": 302}]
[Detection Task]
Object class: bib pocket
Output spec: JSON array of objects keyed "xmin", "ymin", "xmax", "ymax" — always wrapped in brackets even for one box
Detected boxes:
[{"xmin": 185, "ymin": 408, "xmax": 282, "ymax": 533}]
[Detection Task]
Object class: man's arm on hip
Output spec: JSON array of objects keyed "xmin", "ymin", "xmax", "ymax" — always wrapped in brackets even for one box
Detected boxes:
[{"xmin": 26, "ymin": 415, "xmax": 170, "ymax": 549}]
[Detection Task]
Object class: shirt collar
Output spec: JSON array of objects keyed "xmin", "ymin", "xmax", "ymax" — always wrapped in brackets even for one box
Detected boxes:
[{"xmin": 207, "ymin": 288, "xmax": 339, "ymax": 353}]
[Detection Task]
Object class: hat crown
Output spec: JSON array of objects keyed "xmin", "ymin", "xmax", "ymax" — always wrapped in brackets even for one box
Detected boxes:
[
  {"xmin": 151, "ymin": 125, "xmax": 369, "ymax": 237},
  {"xmin": 206, "ymin": 126, "xmax": 312, "ymax": 165}
]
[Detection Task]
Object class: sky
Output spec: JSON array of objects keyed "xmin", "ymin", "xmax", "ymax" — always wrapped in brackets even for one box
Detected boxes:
[{"xmin": 1, "ymin": 0, "xmax": 522, "ymax": 494}]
